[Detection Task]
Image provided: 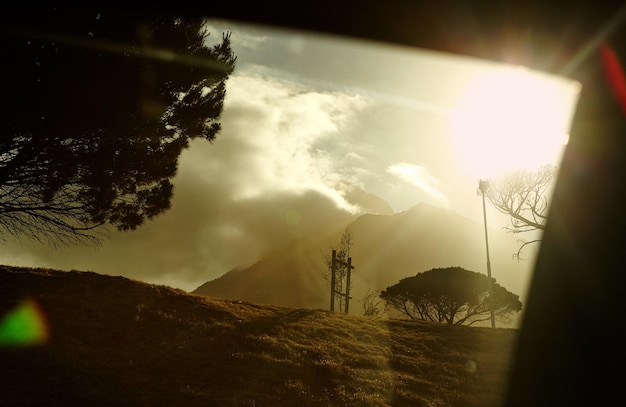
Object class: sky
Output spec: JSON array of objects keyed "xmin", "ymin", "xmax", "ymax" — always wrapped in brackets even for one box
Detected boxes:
[{"xmin": 3, "ymin": 19, "xmax": 580, "ymax": 292}]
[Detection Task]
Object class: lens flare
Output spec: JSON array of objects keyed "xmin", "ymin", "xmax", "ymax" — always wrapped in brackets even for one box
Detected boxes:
[
  {"xmin": 601, "ymin": 43, "xmax": 626, "ymax": 116},
  {"xmin": 0, "ymin": 299, "xmax": 50, "ymax": 346}
]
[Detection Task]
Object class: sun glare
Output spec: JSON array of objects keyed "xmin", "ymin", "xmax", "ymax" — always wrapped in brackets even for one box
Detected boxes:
[
  {"xmin": 450, "ymin": 65, "xmax": 580, "ymax": 179},
  {"xmin": 387, "ymin": 163, "xmax": 447, "ymax": 204}
]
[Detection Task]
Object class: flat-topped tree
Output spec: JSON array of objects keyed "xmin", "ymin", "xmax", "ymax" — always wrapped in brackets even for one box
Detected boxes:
[{"xmin": 381, "ymin": 266, "xmax": 522, "ymax": 326}]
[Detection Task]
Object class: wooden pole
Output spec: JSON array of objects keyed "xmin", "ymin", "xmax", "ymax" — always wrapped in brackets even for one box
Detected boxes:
[{"xmin": 345, "ymin": 257, "xmax": 352, "ymax": 314}]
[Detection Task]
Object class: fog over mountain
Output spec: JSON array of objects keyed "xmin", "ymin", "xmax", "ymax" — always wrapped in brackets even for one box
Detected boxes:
[{"xmin": 194, "ymin": 202, "xmax": 531, "ymax": 324}]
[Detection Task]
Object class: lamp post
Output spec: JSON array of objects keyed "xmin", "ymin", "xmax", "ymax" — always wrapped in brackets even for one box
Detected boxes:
[{"xmin": 479, "ymin": 179, "xmax": 496, "ymax": 328}]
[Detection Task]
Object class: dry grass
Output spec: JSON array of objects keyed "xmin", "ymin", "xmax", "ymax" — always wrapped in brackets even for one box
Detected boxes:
[{"xmin": 0, "ymin": 266, "xmax": 517, "ymax": 406}]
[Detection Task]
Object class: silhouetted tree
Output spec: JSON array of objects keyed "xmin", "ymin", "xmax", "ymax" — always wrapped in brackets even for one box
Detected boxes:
[
  {"xmin": 1, "ymin": 11, "xmax": 236, "ymax": 245},
  {"xmin": 380, "ymin": 267, "xmax": 522, "ymax": 326},
  {"xmin": 485, "ymin": 165, "xmax": 556, "ymax": 259}
]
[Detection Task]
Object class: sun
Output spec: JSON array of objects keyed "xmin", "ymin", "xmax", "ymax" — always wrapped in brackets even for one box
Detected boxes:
[{"xmin": 449, "ymin": 65, "xmax": 580, "ymax": 179}]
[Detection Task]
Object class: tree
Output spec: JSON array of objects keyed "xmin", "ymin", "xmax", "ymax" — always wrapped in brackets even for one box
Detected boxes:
[
  {"xmin": 323, "ymin": 227, "xmax": 353, "ymax": 313},
  {"xmin": 360, "ymin": 288, "xmax": 383, "ymax": 317},
  {"xmin": 1, "ymin": 11, "xmax": 236, "ymax": 245},
  {"xmin": 380, "ymin": 267, "xmax": 522, "ymax": 326},
  {"xmin": 485, "ymin": 165, "xmax": 556, "ymax": 258}
]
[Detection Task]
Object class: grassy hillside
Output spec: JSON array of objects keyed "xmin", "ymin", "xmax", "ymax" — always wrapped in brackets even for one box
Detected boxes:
[{"xmin": 1, "ymin": 266, "xmax": 517, "ymax": 406}]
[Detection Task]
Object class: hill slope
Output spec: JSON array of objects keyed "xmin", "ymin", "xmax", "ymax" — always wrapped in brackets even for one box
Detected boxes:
[{"xmin": 1, "ymin": 266, "xmax": 517, "ymax": 406}]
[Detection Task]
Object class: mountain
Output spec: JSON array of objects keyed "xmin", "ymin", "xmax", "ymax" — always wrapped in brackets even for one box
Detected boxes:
[
  {"xmin": 191, "ymin": 244, "xmax": 328, "ymax": 309},
  {"xmin": 340, "ymin": 182, "xmax": 395, "ymax": 215},
  {"xmin": 193, "ymin": 203, "xmax": 531, "ymax": 318}
]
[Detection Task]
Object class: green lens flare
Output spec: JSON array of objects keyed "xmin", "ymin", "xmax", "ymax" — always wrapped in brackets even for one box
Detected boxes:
[
  {"xmin": 0, "ymin": 299, "xmax": 49, "ymax": 346},
  {"xmin": 285, "ymin": 209, "xmax": 301, "ymax": 225}
]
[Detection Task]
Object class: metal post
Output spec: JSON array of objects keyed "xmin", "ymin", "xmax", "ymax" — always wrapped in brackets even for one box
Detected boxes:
[
  {"xmin": 479, "ymin": 180, "xmax": 496, "ymax": 328},
  {"xmin": 330, "ymin": 249, "xmax": 336, "ymax": 312}
]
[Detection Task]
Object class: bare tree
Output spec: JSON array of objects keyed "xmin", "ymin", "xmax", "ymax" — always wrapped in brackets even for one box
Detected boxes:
[
  {"xmin": 360, "ymin": 288, "xmax": 383, "ymax": 317},
  {"xmin": 485, "ymin": 165, "xmax": 556, "ymax": 259}
]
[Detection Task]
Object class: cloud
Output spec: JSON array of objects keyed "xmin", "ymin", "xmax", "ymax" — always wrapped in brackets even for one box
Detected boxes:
[
  {"xmin": 3, "ymin": 73, "xmax": 368, "ymax": 291},
  {"xmin": 387, "ymin": 162, "xmax": 448, "ymax": 205},
  {"xmin": 203, "ymin": 22, "xmax": 269, "ymax": 51}
]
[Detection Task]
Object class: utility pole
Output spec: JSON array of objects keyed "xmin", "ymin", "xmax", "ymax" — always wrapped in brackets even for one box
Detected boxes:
[
  {"xmin": 479, "ymin": 179, "xmax": 496, "ymax": 328},
  {"xmin": 330, "ymin": 250, "xmax": 336, "ymax": 312},
  {"xmin": 345, "ymin": 257, "xmax": 352, "ymax": 314},
  {"xmin": 329, "ymin": 249, "xmax": 355, "ymax": 314}
]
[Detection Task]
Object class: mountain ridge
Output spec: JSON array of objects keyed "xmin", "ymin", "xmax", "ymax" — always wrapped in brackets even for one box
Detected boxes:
[{"xmin": 193, "ymin": 202, "xmax": 530, "ymax": 322}]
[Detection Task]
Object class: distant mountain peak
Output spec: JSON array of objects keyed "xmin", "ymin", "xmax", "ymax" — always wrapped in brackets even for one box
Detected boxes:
[{"xmin": 336, "ymin": 182, "xmax": 394, "ymax": 215}]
